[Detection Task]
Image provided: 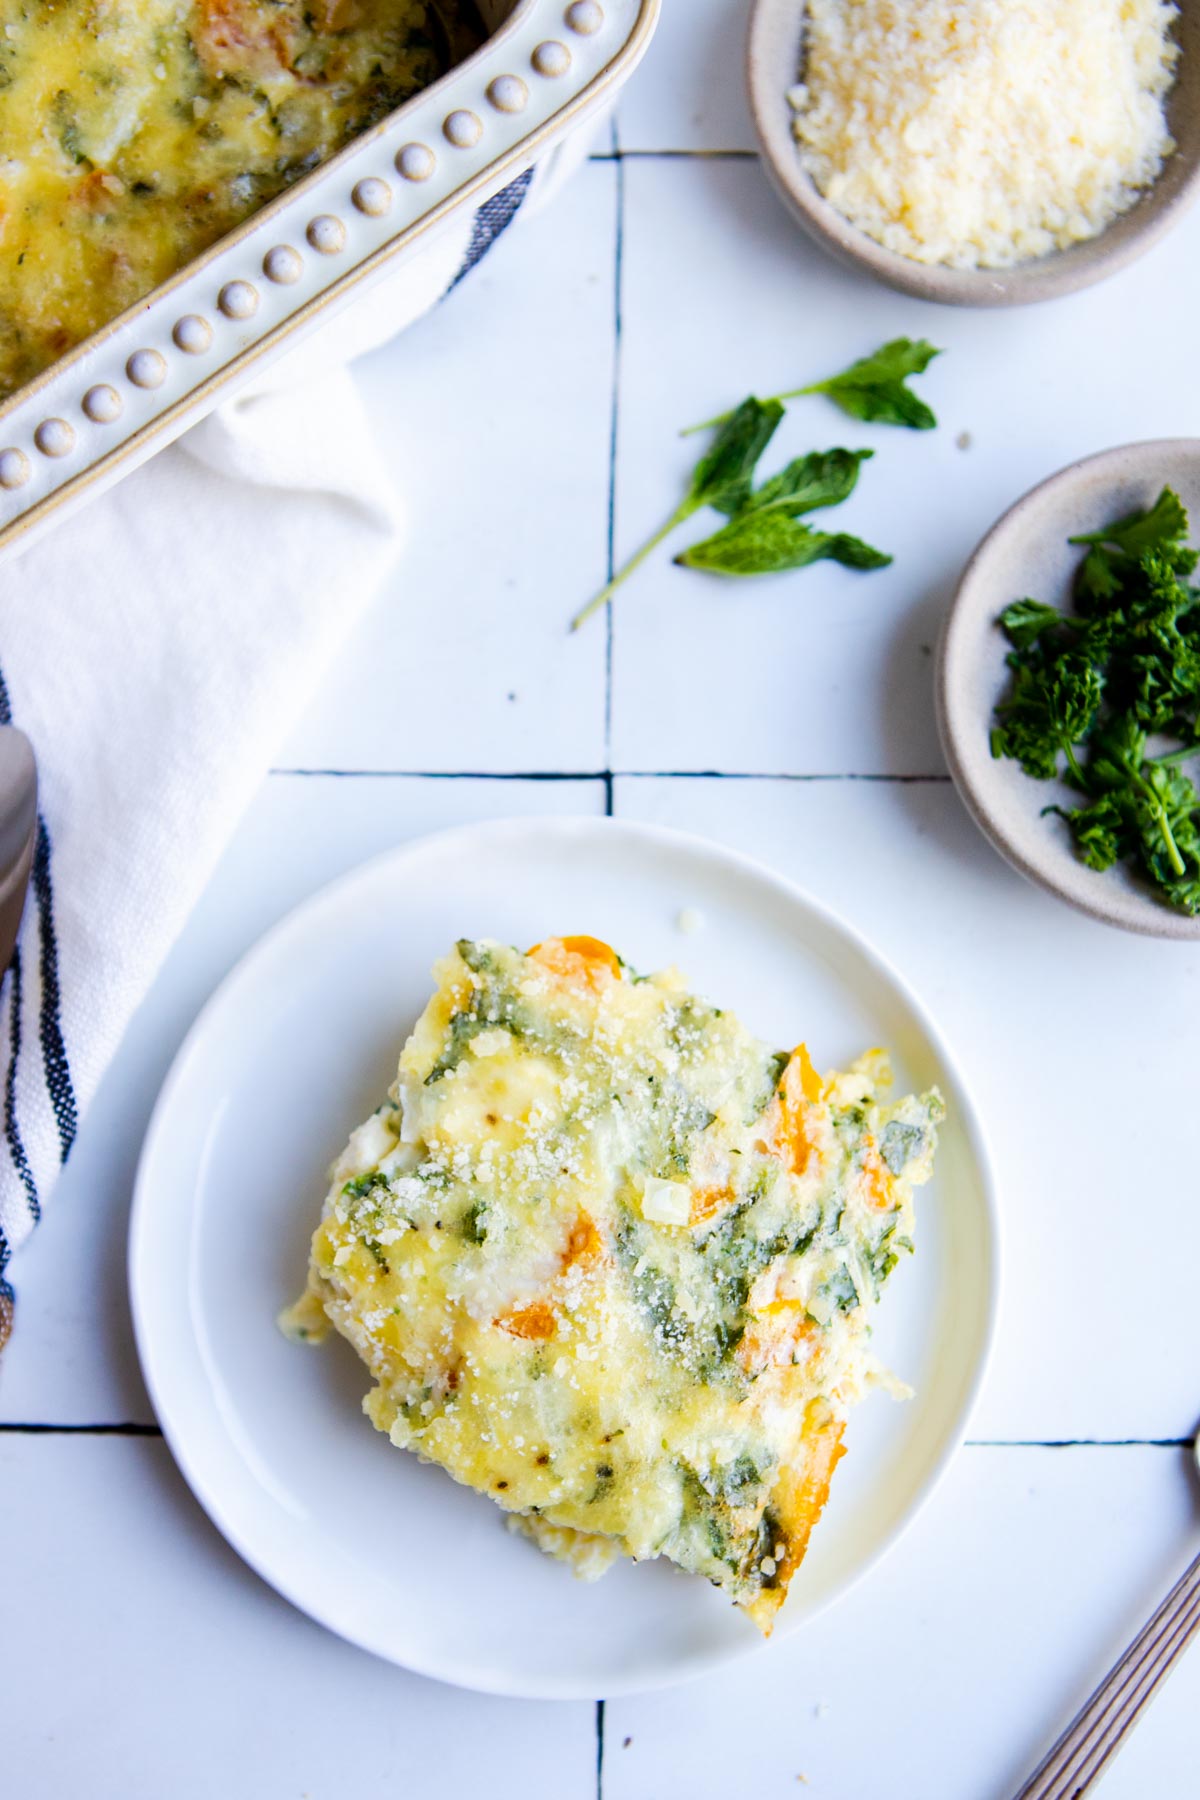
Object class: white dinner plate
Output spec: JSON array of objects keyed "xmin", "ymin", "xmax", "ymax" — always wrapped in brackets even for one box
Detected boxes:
[{"xmin": 129, "ymin": 816, "xmax": 999, "ymax": 1698}]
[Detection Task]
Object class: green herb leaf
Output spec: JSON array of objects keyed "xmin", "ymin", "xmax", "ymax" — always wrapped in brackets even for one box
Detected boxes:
[
  {"xmin": 686, "ymin": 397, "xmax": 785, "ymax": 514},
  {"xmin": 1084, "ymin": 713, "xmax": 1148, "ymax": 792},
  {"xmin": 822, "ymin": 1265, "xmax": 860, "ymax": 1315},
  {"xmin": 1103, "ymin": 553, "xmax": 1200, "ymax": 732},
  {"xmin": 990, "ymin": 650, "xmax": 1102, "ymax": 785},
  {"xmin": 1069, "ymin": 487, "xmax": 1189, "ymax": 557},
  {"xmin": 1124, "ymin": 756, "xmax": 1199, "ymax": 885},
  {"xmin": 994, "ymin": 493, "xmax": 1200, "ymax": 915},
  {"xmin": 676, "ymin": 512, "xmax": 892, "ymax": 577},
  {"xmin": 791, "ymin": 338, "xmax": 942, "ymax": 430},
  {"xmin": 683, "ymin": 338, "xmax": 942, "ymax": 436},
  {"xmin": 570, "ymin": 398, "xmax": 783, "ymax": 630},
  {"xmin": 1155, "ymin": 863, "xmax": 1200, "ymax": 915},
  {"xmin": 713, "ymin": 447, "xmax": 873, "ymax": 521},
  {"xmin": 878, "ymin": 1120, "xmax": 926, "ymax": 1176},
  {"xmin": 1073, "ymin": 545, "xmax": 1125, "ymax": 612},
  {"xmin": 1051, "ymin": 792, "xmax": 1129, "ymax": 872},
  {"xmin": 998, "ymin": 598, "xmax": 1065, "ymax": 651},
  {"xmin": 51, "ymin": 90, "xmax": 89, "ymax": 166}
]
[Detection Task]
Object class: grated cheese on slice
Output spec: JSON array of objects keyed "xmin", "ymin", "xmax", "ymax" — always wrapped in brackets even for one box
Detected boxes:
[{"xmin": 789, "ymin": 0, "xmax": 1181, "ymax": 270}]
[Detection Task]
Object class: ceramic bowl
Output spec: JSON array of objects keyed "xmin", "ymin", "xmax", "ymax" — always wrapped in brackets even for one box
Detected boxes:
[
  {"xmin": 936, "ymin": 440, "xmax": 1200, "ymax": 940},
  {"xmin": 746, "ymin": 0, "xmax": 1200, "ymax": 308}
]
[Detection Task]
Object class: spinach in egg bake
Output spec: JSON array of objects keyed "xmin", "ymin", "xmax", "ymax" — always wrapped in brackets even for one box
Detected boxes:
[
  {"xmin": 284, "ymin": 936, "xmax": 942, "ymax": 1632},
  {"xmin": 0, "ymin": 0, "xmax": 483, "ymax": 398}
]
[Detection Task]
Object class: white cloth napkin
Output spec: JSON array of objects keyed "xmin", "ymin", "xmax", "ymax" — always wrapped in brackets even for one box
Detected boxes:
[
  {"xmin": 0, "ymin": 161, "xmax": 548, "ymax": 1343},
  {"xmin": 0, "ymin": 371, "xmax": 399, "ymax": 1344}
]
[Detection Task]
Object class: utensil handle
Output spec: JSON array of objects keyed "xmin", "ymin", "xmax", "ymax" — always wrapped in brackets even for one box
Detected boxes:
[{"xmin": 1013, "ymin": 1548, "xmax": 1200, "ymax": 1800}]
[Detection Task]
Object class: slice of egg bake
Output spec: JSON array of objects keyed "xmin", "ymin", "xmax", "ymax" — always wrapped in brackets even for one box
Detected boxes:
[{"xmin": 284, "ymin": 936, "xmax": 943, "ymax": 1632}]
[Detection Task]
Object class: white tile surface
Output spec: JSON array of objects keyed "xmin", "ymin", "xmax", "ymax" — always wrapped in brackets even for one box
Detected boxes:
[
  {"xmin": 608, "ymin": 157, "xmax": 1200, "ymax": 775},
  {"xmin": 604, "ymin": 1443, "xmax": 1200, "ymax": 1800},
  {"xmin": 4, "ymin": 1437, "xmax": 1194, "ymax": 1800},
  {"xmin": 0, "ymin": 1434, "xmax": 596, "ymax": 1800},
  {"xmin": 615, "ymin": 775, "xmax": 1200, "ymax": 1443},
  {"xmin": 6, "ymin": 5, "xmax": 1200, "ymax": 1790},
  {"xmin": 614, "ymin": 0, "xmax": 757, "ymax": 153},
  {"xmin": 0, "ymin": 775, "xmax": 604, "ymax": 1425},
  {"xmin": 276, "ymin": 164, "xmax": 616, "ymax": 775}
]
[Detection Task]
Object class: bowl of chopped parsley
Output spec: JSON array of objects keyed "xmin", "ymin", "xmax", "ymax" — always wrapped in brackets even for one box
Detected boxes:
[{"xmin": 937, "ymin": 440, "xmax": 1200, "ymax": 937}]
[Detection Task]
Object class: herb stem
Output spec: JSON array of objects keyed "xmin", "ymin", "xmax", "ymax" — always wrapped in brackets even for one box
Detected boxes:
[
  {"xmin": 1153, "ymin": 745, "xmax": 1200, "ymax": 768},
  {"xmin": 1063, "ymin": 742, "xmax": 1089, "ymax": 790},
  {"xmin": 570, "ymin": 502, "xmax": 695, "ymax": 631},
  {"xmin": 1156, "ymin": 805, "xmax": 1187, "ymax": 877},
  {"xmin": 1140, "ymin": 776, "xmax": 1188, "ymax": 876},
  {"xmin": 681, "ymin": 388, "xmax": 813, "ymax": 438},
  {"xmin": 680, "ymin": 412, "xmax": 727, "ymax": 439}
]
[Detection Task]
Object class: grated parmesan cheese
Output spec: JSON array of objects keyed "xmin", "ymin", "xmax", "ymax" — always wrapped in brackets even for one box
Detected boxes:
[{"xmin": 789, "ymin": 0, "xmax": 1181, "ymax": 269}]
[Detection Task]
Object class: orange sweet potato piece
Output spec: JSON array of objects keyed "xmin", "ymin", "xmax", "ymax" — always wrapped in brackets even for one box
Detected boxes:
[
  {"xmin": 193, "ymin": 0, "xmax": 297, "ymax": 78},
  {"xmin": 745, "ymin": 1397, "xmax": 846, "ymax": 1634},
  {"xmin": 770, "ymin": 1044, "xmax": 825, "ymax": 1176},
  {"xmin": 527, "ymin": 936, "xmax": 622, "ymax": 991},
  {"xmin": 689, "ymin": 1183, "xmax": 734, "ymax": 1227},
  {"xmin": 496, "ymin": 1301, "xmax": 558, "ymax": 1341},
  {"xmin": 562, "ymin": 1211, "xmax": 603, "ymax": 1270},
  {"xmin": 859, "ymin": 1136, "xmax": 894, "ymax": 1212},
  {"xmin": 736, "ymin": 1300, "xmax": 819, "ymax": 1376}
]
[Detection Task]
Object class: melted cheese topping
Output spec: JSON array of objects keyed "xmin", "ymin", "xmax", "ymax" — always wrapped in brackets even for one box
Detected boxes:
[
  {"xmin": 0, "ymin": 0, "xmax": 481, "ymax": 397},
  {"xmin": 285, "ymin": 936, "xmax": 943, "ymax": 1632}
]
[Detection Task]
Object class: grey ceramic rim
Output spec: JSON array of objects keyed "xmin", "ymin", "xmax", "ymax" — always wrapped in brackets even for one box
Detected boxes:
[
  {"xmin": 936, "ymin": 440, "xmax": 1200, "ymax": 940},
  {"xmin": 746, "ymin": 0, "xmax": 1200, "ymax": 308}
]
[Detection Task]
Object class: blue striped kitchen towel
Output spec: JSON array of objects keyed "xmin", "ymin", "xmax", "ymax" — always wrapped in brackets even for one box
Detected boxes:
[{"xmin": 0, "ymin": 170, "xmax": 537, "ymax": 1346}]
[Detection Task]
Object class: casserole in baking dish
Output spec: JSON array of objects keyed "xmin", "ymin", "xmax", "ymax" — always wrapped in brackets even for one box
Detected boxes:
[
  {"xmin": 0, "ymin": 0, "xmax": 485, "ymax": 401},
  {"xmin": 0, "ymin": 0, "xmax": 658, "ymax": 559}
]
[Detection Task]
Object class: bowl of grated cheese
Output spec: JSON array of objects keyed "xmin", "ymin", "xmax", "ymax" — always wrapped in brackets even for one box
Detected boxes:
[{"xmin": 747, "ymin": 0, "xmax": 1200, "ymax": 306}]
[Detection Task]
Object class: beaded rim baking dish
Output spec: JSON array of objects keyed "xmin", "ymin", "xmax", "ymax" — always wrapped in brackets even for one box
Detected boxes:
[{"xmin": 0, "ymin": 0, "xmax": 659, "ymax": 561}]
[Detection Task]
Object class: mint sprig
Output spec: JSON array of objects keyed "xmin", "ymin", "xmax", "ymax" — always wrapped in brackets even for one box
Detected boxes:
[
  {"xmin": 569, "ymin": 339, "xmax": 933, "ymax": 630},
  {"xmin": 570, "ymin": 398, "xmax": 783, "ymax": 632},
  {"xmin": 677, "ymin": 514, "xmax": 891, "ymax": 576},
  {"xmin": 684, "ymin": 338, "xmax": 942, "ymax": 436}
]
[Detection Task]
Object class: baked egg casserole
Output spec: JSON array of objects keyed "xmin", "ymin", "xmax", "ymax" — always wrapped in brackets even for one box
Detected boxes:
[
  {"xmin": 284, "ymin": 936, "xmax": 943, "ymax": 1632},
  {"xmin": 0, "ymin": 0, "xmax": 482, "ymax": 398}
]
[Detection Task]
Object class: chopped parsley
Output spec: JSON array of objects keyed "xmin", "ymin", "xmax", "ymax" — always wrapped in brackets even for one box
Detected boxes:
[{"xmin": 990, "ymin": 488, "xmax": 1200, "ymax": 914}]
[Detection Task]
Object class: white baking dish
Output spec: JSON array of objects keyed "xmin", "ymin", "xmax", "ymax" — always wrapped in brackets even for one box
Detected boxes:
[{"xmin": 0, "ymin": 0, "xmax": 658, "ymax": 561}]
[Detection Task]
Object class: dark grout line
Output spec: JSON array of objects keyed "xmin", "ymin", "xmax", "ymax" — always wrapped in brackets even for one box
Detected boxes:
[
  {"xmin": 613, "ymin": 771, "xmax": 954, "ymax": 785},
  {"xmin": 3, "ymin": 1422, "xmax": 1183, "ymax": 1449},
  {"xmin": 588, "ymin": 148, "xmax": 759, "ymax": 163},
  {"xmin": 966, "ymin": 1438, "xmax": 1193, "ymax": 1450},
  {"xmin": 603, "ymin": 130, "xmax": 627, "ymax": 783},
  {"xmin": 0, "ymin": 1421, "xmax": 162, "ymax": 1436},
  {"xmin": 268, "ymin": 768, "xmax": 953, "ymax": 784},
  {"xmin": 595, "ymin": 1699, "xmax": 606, "ymax": 1800},
  {"xmin": 269, "ymin": 768, "xmax": 610, "ymax": 782}
]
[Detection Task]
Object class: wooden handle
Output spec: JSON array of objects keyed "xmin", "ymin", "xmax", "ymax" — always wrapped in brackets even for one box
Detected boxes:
[{"xmin": 1014, "ymin": 1548, "xmax": 1200, "ymax": 1800}]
